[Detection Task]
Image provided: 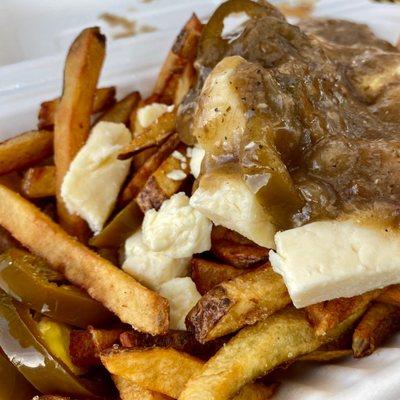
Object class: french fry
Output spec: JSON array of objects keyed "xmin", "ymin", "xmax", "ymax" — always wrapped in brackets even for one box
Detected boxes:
[
  {"xmin": 136, "ymin": 143, "xmax": 190, "ymax": 212},
  {"xmin": 186, "ymin": 265, "xmax": 290, "ymax": 343},
  {"xmin": 152, "ymin": 14, "xmax": 202, "ymax": 104},
  {"xmin": 113, "ymin": 375, "xmax": 172, "ymax": 400},
  {"xmin": 211, "ymin": 225, "xmax": 256, "ymax": 246},
  {"xmin": 119, "ymin": 111, "xmax": 177, "ymax": 160},
  {"xmin": 352, "ymin": 302, "xmax": 400, "ymax": 358},
  {"xmin": 96, "ymin": 91, "xmax": 141, "ymax": 125},
  {"xmin": 174, "ymin": 62, "xmax": 197, "ymax": 105},
  {"xmin": 101, "ymin": 348, "xmax": 276, "ymax": 400},
  {"xmin": 0, "ymin": 130, "xmax": 53, "ymax": 175},
  {"xmin": 306, "ymin": 291, "xmax": 380, "ymax": 336},
  {"xmin": 54, "ymin": 27, "xmax": 105, "ymax": 241},
  {"xmin": 22, "ymin": 166, "xmax": 56, "ymax": 198},
  {"xmin": 70, "ymin": 327, "xmax": 123, "ymax": 367},
  {"xmin": 0, "ymin": 171, "xmax": 23, "ymax": 194},
  {"xmin": 0, "ymin": 184, "xmax": 169, "ymax": 335},
  {"xmin": 191, "ymin": 257, "xmax": 244, "ymax": 295},
  {"xmin": 38, "ymin": 86, "xmax": 116, "ymax": 129},
  {"xmin": 299, "ymin": 349, "xmax": 352, "ymax": 362},
  {"xmin": 179, "ymin": 306, "xmax": 363, "ymax": 400},
  {"xmin": 119, "ymin": 329, "xmax": 223, "ymax": 359},
  {"xmin": 120, "ymin": 133, "xmax": 180, "ymax": 206},
  {"xmin": 377, "ymin": 284, "xmax": 400, "ymax": 307}
]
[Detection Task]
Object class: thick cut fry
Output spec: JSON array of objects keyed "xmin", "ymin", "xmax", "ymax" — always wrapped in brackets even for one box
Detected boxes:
[
  {"xmin": 0, "ymin": 130, "xmax": 53, "ymax": 175},
  {"xmin": 38, "ymin": 87, "xmax": 116, "ymax": 129},
  {"xmin": 22, "ymin": 166, "xmax": 56, "ymax": 198},
  {"xmin": 186, "ymin": 266, "xmax": 290, "ymax": 343},
  {"xmin": 352, "ymin": 302, "xmax": 400, "ymax": 358},
  {"xmin": 377, "ymin": 285, "xmax": 400, "ymax": 307},
  {"xmin": 179, "ymin": 306, "xmax": 363, "ymax": 400},
  {"xmin": 54, "ymin": 27, "xmax": 105, "ymax": 241},
  {"xmin": 306, "ymin": 291, "xmax": 380, "ymax": 336},
  {"xmin": 113, "ymin": 375, "xmax": 172, "ymax": 400},
  {"xmin": 120, "ymin": 133, "xmax": 180, "ymax": 206},
  {"xmin": 70, "ymin": 327, "xmax": 123, "ymax": 367},
  {"xmin": 96, "ymin": 91, "xmax": 141, "ymax": 125},
  {"xmin": 211, "ymin": 225, "xmax": 256, "ymax": 246},
  {"xmin": 136, "ymin": 143, "xmax": 190, "ymax": 212},
  {"xmin": 299, "ymin": 349, "xmax": 352, "ymax": 362},
  {"xmin": 119, "ymin": 111, "xmax": 176, "ymax": 160},
  {"xmin": 174, "ymin": 62, "xmax": 197, "ymax": 105},
  {"xmin": 101, "ymin": 348, "xmax": 276, "ymax": 400},
  {"xmin": 191, "ymin": 257, "xmax": 244, "ymax": 295},
  {"xmin": 153, "ymin": 14, "xmax": 202, "ymax": 104},
  {"xmin": 119, "ymin": 329, "xmax": 223, "ymax": 359},
  {"xmin": 0, "ymin": 184, "xmax": 169, "ymax": 334}
]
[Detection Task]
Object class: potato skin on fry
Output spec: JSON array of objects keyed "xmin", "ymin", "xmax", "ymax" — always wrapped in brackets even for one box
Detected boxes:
[
  {"xmin": 299, "ymin": 349, "xmax": 352, "ymax": 362},
  {"xmin": 0, "ymin": 184, "xmax": 169, "ymax": 335},
  {"xmin": 0, "ymin": 130, "xmax": 53, "ymax": 175},
  {"xmin": 352, "ymin": 302, "xmax": 400, "ymax": 358},
  {"xmin": 377, "ymin": 284, "xmax": 400, "ymax": 307},
  {"xmin": 186, "ymin": 265, "xmax": 290, "ymax": 343},
  {"xmin": 54, "ymin": 27, "xmax": 106, "ymax": 241}
]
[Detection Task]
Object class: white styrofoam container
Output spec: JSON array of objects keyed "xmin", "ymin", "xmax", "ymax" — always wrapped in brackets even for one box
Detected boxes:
[{"xmin": 0, "ymin": 1, "xmax": 400, "ymax": 399}]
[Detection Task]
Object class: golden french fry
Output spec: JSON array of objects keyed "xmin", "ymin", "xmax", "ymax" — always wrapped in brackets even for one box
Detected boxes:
[
  {"xmin": 0, "ymin": 184, "xmax": 169, "ymax": 335},
  {"xmin": 0, "ymin": 130, "xmax": 53, "ymax": 175},
  {"xmin": 352, "ymin": 302, "xmax": 400, "ymax": 358},
  {"xmin": 174, "ymin": 62, "xmax": 197, "ymax": 105},
  {"xmin": 101, "ymin": 348, "xmax": 276, "ymax": 400},
  {"xmin": 186, "ymin": 266, "xmax": 290, "ymax": 343},
  {"xmin": 377, "ymin": 285, "xmax": 400, "ymax": 307},
  {"xmin": 191, "ymin": 257, "xmax": 245, "ymax": 295},
  {"xmin": 120, "ymin": 133, "xmax": 180, "ymax": 206},
  {"xmin": 136, "ymin": 143, "xmax": 189, "ymax": 213},
  {"xmin": 299, "ymin": 349, "xmax": 352, "ymax": 362},
  {"xmin": 38, "ymin": 87, "xmax": 116, "ymax": 129},
  {"xmin": 96, "ymin": 91, "xmax": 141, "ymax": 125},
  {"xmin": 22, "ymin": 165, "xmax": 56, "ymax": 198},
  {"xmin": 54, "ymin": 27, "xmax": 105, "ymax": 241},
  {"xmin": 179, "ymin": 306, "xmax": 363, "ymax": 400},
  {"xmin": 306, "ymin": 291, "xmax": 380, "ymax": 336},
  {"xmin": 113, "ymin": 375, "xmax": 172, "ymax": 400}
]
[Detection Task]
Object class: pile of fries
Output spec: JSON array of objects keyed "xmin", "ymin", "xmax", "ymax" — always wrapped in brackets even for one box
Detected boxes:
[{"xmin": 1, "ymin": 2, "xmax": 400, "ymax": 400}]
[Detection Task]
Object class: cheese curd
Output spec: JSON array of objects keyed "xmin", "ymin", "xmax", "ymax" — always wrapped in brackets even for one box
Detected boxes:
[
  {"xmin": 189, "ymin": 145, "xmax": 205, "ymax": 179},
  {"xmin": 61, "ymin": 122, "xmax": 131, "ymax": 233},
  {"xmin": 136, "ymin": 103, "xmax": 174, "ymax": 128},
  {"xmin": 270, "ymin": 220, "xmax": 400, "ymax": 308},
  {"xmin": 123, "ymin": 231, "xmax": 190, "ymax": 291},
  {"xmin": 142, "ymin": 192, "xmax": 212, "ymax": 258},
  {"xmin": 159, "ymin": 277, "xmax": 201, "ymax": 330},
  {"xmin": 190, "ymin": 172, "xmax": 276, "ymax": 249}
]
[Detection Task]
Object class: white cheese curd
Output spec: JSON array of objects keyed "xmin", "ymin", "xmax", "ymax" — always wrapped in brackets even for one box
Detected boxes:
[
  {"xmin": 142, "ymin": 192, "xmax": 212, "ymax": 258},
  {"xmin": 270, "ymin": 220, "xmax": 400, "ymax": 308},
  {"xmin": 123, "ymin": 231, "xmax": 190, "ymax": 291},
  {"xmin": 166, "ymin": 170, "xmax": 187, "ymax": 181},
  {"xmin": 136, "ymin": 103, "xmax": 174, "ymax": 128},
  {"xmin": 159, "ymin": 277, "xmax": 201, "ymax": 330},
  {"xmin": 189, "ymin": 145, "xmax": 205, "ymax": 179},
  {"xmin": 190, "ymin": 172, "xmax": 276, "ymax": 249},
  {"xmin": 61, "ymin": 122, "xmax": 131, "ymax": 233}
]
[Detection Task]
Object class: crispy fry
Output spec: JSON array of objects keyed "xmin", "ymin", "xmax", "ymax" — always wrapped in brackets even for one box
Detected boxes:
[
  {"xmin": 153, "ymin": 14, "xmax": 202, "ymax": 104},
  {"xmin": 54, "ymin": 27, "xmax": 105, "ymax": 241},
  {"xmin": 179, "ymin": 306, "xmax": 363, "ymax": 400},
  {"xmin": 299, "ymin": 349, "xmax": 352, "ymax": 362},
  {"xmin": 96, "ymin": 91, "xmax": 141, "ymax": 125},
  {"xmin": 120, "ymin": 133, "xmax": 180, "ymax": 205},
  {"xmin": 211, "ymin": 225, "xmax": 256, "ymax": 246},
  {"xmin": 0, "ymin": 130, "xmax": 53, "ymax": 175},
  {"xmin": 352, "ymin": 302, "xmax": 400, "ymax": 358},
  {"xmin": 0, "ymin": 184, "xmax": 169, "ymax": 334},
  {"xmin": 0, "ymin": 171, "xmax": 23, "ymax": 194},
  {"xmin": 377, "ymin": 284, "xmax": 400, "ymax": 307},
  {"xmin": 174, "ymin": 62, "xmax": 197, "ymax": 105},
  {"xmin": 191, "ymin": 257, "xmax": 244, "ymax": 295},
  {"xmin": 38, "ymin": 87, "xmax": 116, "ymax": 129},
  {"xmin": 186, "ymin": 265, "xmax": 290, "ymax": 343},
  {"xmin": 119, "ymin": 329, "xmax": 223, "ymax": 359},
  {"xmin": 113, "ymin": 375, "xmax": 172, "ymax": 400},
  {"xmin": 70, "ymin": 327, "xmax": 123, "ymax": 367},
  {"xmin": 306, "ymin": 291, "xmax": 380, "ymax": 336},
  {"xmin": 101, "ymin": 348, "xmax": 276, "ymax": 400},
  {"xmin": 136, "ymin": 143, "xmax": 190, "ymax": 212},
  {"xmin": 119, "ymin": 111, "xmax": 177, "ymax": 160},
  {"xmin": 22, "ymin": 166, "xmax": 56, "ymax": 198},
  {"xmin": 89, "ymin": 200, "xmax": 143, "ymax": 248}
]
